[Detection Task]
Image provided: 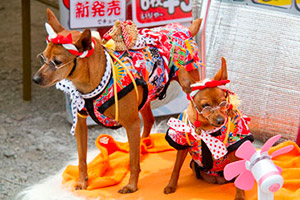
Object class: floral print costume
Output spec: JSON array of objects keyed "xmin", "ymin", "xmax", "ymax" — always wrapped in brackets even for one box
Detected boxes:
[{"xmin": 82, "ymin": 22, "xmax": 202, "ymax": 128}]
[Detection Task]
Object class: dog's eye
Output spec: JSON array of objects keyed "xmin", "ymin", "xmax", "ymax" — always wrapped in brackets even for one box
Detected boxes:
[
  {"xmin": 53, "ymin": 60, "xmax": 62, "ymax": 66},
  {"xmin": 202, "ymin": 103, "xmax": 210, "ymax": 108}
]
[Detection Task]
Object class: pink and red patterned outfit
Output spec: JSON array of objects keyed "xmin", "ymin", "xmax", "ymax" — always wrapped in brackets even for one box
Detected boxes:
[{"xmin": 166, "ymin": 110, "xmax": 254, "ymax": 177}]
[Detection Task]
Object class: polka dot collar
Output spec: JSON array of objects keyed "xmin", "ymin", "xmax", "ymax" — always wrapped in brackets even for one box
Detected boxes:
[{"xmin": 56, "ymin": 50, "xmax": 112, "ymax": 135}]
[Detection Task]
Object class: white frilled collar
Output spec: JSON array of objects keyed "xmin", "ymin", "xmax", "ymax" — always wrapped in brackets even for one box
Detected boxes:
[
  {"xmin": 56, "ymin": 50, "xmax": 112, "ymax": 135},
  {"xmin": 167, "ymin": 116, "xmax": 228, "ymax": 160}
]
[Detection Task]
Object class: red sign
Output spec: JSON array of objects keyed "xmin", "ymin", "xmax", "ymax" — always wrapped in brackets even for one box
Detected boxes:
[{"xmin": 132, "ymin": 0, "xmax": 193, "ymax": 28}]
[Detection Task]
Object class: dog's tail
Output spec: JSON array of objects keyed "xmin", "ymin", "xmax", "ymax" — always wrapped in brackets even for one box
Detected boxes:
[{"xmin": 188, "ymin": 18, "xmax": 202, "ymax": 37}]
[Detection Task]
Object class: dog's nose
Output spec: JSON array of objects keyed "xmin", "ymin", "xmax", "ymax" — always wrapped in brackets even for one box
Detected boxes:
[
  {"xmin": 215, "ymin": 116, "xmax": 225, "ymax": 126},
  {"xmin": 32, "ymin": 75, "xmax": 42, "ymax": 84}
]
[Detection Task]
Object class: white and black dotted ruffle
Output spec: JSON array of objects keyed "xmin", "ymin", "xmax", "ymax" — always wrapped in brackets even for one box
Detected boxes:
[
  {"xmin": 81, "ymin": 51, "xmax": 112, "ymax": 99},
  {"xmin": 56, "ymin": 50, "xmax": 112, "ymax": 135}
]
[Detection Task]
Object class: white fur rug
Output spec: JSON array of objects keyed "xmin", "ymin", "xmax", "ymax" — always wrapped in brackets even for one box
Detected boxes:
[
  {"xmin": 16, "ymin": 122, "xmax": 167, "ymax": 200},
  {"xmin": 17, "ymin": 150, "xmax": 100, "ymax": 200}
]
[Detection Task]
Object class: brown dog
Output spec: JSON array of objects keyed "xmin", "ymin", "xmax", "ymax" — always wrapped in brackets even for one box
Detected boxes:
[
  {"xmin": 33, "ymin": 9, "xmax": 202, "ymax": 193},
  {"xmin": 164, "ymin": 58, "xmax": 254, "ymax": 200}
]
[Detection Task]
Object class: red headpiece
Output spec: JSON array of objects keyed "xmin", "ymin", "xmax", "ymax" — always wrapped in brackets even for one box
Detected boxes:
[
  {"xmin": 187, "ymin": 79, "xmax": 231, "ymax": 100},
  {"xmin": 45, "ymin": 23, "xmax": 95, "ymax": 58}
]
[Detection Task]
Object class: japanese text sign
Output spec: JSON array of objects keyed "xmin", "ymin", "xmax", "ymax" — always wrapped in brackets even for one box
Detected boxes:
[
  {"xmin": 132, "ymin": 0, "xmax": 193, "ymax": 28},
  {"xmin": 70, "ymin": 0, "xmax": 126, "ymax": 28}
]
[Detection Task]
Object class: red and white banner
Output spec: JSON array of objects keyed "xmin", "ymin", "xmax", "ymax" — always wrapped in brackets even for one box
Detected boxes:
[
  {"xmin": 69, "ymin": 0, "xmax": 126, "ymax": 29},
  {"xmin": 132, "ymin": 0, "xmax": 193, "ymax": 28}
]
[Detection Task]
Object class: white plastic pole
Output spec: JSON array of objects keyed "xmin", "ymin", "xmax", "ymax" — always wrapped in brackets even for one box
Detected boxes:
[{"xmin": 258, "ymin": 185, "xmax": 274, "ymax": 200}]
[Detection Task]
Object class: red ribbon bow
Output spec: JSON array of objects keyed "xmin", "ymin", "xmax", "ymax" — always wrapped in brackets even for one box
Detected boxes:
[{"xmin": 49, "ymin": 33, "xmax": 73, "ymax": 44}]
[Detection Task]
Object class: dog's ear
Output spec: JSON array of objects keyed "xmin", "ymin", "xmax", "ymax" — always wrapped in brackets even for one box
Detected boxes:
[
  {"xmin": 178, "ymin": 67, "xmax": 195, "ymax": 93},
  {"xmin": 213, "ymin": 57, "xmax": 228, "ymax": 81},
  {"xmin": 47, "ymin": 8, "xmax": 64, "ymax": 33},
  {"xmin": 75, "ymin": 29, "xmax": 92, "ymax": 52},
  {"xmin": 188, "ymin": 18, "xmax": 202, "ymax": 37}
]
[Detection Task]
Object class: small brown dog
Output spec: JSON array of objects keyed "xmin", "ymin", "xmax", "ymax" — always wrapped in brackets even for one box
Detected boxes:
[
  {"xmin": 164, "ymin": 58, "xmax": 254, "ymax": 200},
  {"xmin": 33, "ymin": 9, "xmax": 202, "ymax": 193}
]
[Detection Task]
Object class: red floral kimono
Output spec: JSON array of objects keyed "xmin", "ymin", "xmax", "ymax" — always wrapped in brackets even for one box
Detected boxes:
[{"xmin": 83, "ymin": 22, "xmax": 201, "ymax": 128}]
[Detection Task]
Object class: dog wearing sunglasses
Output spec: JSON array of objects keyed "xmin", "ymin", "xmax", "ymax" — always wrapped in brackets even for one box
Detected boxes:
[
  {"xmin": 32, "ymin": 9, "xmax": 202, "ymax": 193},
  {"xmin": 164, "ymin": 58, "xmax": 254, "ymax": 200}
]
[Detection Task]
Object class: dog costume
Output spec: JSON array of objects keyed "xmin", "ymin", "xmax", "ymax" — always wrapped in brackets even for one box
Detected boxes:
[
  {"xmin": 51, "ymin": 22, "xmax": 201, "ymax": 135},
  {"xmin": 166, "ymin": 83, "xmax": 254, "ymax": 177}
]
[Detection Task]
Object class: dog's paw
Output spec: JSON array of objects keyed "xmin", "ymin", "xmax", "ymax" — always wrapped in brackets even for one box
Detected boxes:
[
  {"xmin": 163, "ymin": 186, "xmax": 176, "ymax": 194},
  {"xmin": 234, "ymin": 193, "xmax": 245, "ymax": 200},
  {"xmin": 118, "ymin": 184, "xmax": 138, "ymax": 194},
  {"xmin": 234, "ymin": 198, "xmax": 245, "ymax": 200},
  {"xmin": 234, "ymin": 188, "xmax": 245, "ymax": 200},
  {"xmin": 75, "ymin": 179, "xmax": 88, "ymax": 190}
]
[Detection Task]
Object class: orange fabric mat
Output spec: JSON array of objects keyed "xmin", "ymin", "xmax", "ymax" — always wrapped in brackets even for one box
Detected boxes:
[{"xmin": 62, "ymin": 133, "xmax": 300, "ymax": 200}]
